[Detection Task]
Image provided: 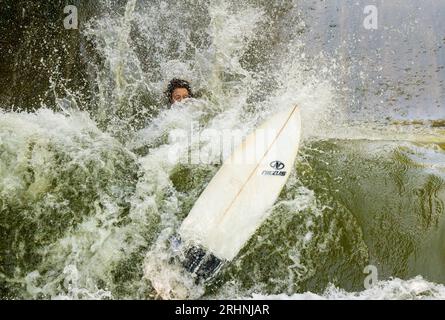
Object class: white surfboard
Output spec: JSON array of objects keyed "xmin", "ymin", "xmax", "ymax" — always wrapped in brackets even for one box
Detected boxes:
[{"xmin": 179, "ymin": 104, "xmax": 302, "ymax": 262}]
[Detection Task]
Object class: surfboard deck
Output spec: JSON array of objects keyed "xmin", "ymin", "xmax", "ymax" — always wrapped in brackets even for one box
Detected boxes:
[{"xmin": 178, "ymin": 104, "xmax": 302, "ymax": 280}]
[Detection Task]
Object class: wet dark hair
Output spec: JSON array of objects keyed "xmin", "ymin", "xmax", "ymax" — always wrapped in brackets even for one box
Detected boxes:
[{"xmin": 165, "ymin": 78, "xmax": 193, "ymax": 103}]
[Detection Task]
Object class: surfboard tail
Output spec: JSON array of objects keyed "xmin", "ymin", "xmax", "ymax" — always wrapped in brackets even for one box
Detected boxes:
[{"xmin": 182, "ymin": 245, "xmax": 225, "ymax": 282}]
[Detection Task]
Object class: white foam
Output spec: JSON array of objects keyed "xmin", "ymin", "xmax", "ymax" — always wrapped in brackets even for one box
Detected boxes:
[{"xmin": 248, "ymin": 276, "xmax": 445, "ymax": 300}]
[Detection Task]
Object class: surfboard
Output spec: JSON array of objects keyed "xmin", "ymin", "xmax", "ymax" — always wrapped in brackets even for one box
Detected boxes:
[{"xmin": 178, "ymin": 104, "xmax": 302, "ymax": 279}]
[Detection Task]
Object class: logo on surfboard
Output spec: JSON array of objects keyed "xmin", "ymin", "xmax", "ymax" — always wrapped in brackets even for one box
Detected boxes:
[
  {"xmin": 261, "ymin": 160, "xmax": 287, "ymax": 176},
  {"xmin": 270, "ymin": 161, "xmax": 285, "ymax": 170}
]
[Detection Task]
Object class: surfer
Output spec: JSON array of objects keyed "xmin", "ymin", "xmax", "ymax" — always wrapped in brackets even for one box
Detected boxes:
[{"xmin": 165, "ymin": 78, "xmax": 193, "ymax": 104}]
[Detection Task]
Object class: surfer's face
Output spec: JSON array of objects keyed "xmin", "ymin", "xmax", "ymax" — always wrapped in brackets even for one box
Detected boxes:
[{"xmin": 171, "ymin": 88, "xmax": 191, "ymax": 103}]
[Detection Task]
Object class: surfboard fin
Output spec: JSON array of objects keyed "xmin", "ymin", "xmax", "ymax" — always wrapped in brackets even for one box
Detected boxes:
[
  {"xmin": 182, "ymin": 246, "xmax": 224, "ymax": 283},
  {"xmin": 183, "ymin": 246, "xmax": 206, "ymax": 273}
]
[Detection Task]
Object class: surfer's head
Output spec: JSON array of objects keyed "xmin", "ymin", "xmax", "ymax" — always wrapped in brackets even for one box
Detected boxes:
[{"xmin": 165, "ymin": 78, "xmax": 193, "ymax": 104}]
